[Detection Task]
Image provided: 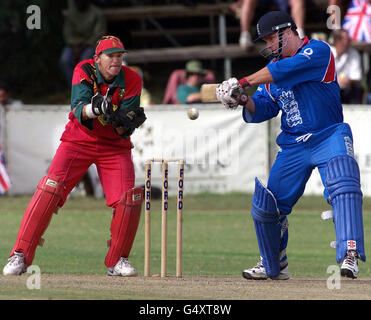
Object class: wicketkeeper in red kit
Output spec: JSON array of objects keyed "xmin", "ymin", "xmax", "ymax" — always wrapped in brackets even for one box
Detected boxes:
[{"xmin": 3, "ymin": 35, "xmax": 146, "ymax": 277}]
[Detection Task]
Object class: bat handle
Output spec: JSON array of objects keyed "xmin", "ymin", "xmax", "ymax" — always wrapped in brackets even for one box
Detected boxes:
[{"xmin": 231, "ymin": 88, "xmax": 249, "ymax": 106}]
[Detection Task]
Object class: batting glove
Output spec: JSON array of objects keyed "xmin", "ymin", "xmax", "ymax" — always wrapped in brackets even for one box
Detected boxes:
[{"xmin": 216, "ymin": 78, "xmax": 241, "ymax": 110}]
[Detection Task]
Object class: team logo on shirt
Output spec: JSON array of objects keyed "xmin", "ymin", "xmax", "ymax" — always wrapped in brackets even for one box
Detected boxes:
[
  {"xmin": 278, "ymin": 90, "xmax": 303, "ymax": 127},
  {"xmin": 299, "ymin": 47, "xmax": 313, "ymax": 59}
]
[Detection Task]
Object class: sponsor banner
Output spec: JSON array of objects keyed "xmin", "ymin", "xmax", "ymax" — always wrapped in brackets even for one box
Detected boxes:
[
  {"xmin": 131, "ymin": 105, "xmax": 269, "ymax": 194},
  {"xmin": 5, "ymin": 105, "xmax": 268, "ymax": 195},
  {"xmin": 8, "ymin": 105, "xmax": 369, "ymax": 197},
  {"xmin": 6, "ymin": 106, "xmax": 69, "ymax": 194}
]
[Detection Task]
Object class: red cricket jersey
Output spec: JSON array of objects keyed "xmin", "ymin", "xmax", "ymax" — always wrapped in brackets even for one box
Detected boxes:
[{"xmin": 60, "ymin": 59, "xmax": 142, "ymax": 150}]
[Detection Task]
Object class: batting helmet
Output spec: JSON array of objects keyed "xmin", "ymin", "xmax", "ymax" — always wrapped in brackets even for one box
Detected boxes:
[
  {"xmin": 255, "ymin": 11, "xmax": 297, "ymax": 41},
  {"xmin": 255, "ymin": 11, "xmax": 297, "ymax": 60}
]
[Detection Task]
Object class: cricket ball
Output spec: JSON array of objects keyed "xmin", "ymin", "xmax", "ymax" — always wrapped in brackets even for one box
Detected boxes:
[{"xmin": 187, "ymin": 107, "xmax": 199, "ymax": 120}]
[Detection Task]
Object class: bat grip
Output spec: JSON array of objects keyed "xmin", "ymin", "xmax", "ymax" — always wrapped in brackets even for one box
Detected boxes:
[{"xmin": 231, "ymin": 88, "xmax": 249, "ymax": 107}]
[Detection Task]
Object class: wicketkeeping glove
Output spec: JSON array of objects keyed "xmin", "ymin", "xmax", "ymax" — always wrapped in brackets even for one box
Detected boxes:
[
  {"xmin": 91, "ymin": 93, "xmax": 108, "ymax": 116},
  {"xmin": 103, "ymin": 106, "xmax": 147, "ymax": 129}
]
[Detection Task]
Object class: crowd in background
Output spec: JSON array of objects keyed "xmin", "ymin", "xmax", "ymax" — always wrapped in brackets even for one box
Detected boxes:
[
  {"xmin": 1, "ymin": 0, "xmax": 371, "ymax": 108},
  {"xmin": 57, "ymin": 0, "xmax": 371, "ymax": 106}
]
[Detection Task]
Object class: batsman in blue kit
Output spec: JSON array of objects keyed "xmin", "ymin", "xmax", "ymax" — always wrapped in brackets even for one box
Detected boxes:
[{"xmin": 216, "ymin": 11, "xmax": 365, "ymax": 280}]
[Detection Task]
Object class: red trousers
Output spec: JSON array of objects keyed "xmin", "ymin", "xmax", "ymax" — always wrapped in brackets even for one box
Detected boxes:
[
  {"xmin": 49, "ymin": 141, "xmax": 135, "ymax": 208},
  {"xmin": 9, "ymin": 140, "xmax": 137, "ymax": 266}
]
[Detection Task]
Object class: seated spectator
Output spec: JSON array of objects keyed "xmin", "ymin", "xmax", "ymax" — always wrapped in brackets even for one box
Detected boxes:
[
  {"xmin": 330, "ymin": 29, "xmax": 364, "ymax": 104},
  {"xmin": 163, "ymin": 60, "xmax": 215, "ymax": 104},
  {"xmin": 176, "ymin": 60, "xmax": 207, "ymax": 104},
  {"xmin": 60, "ymin": 0, "xmax": 107, "ymax": 85},
  {"xmin": 233, "ymin": 0, "xmax": 306, "ymax": 49}
]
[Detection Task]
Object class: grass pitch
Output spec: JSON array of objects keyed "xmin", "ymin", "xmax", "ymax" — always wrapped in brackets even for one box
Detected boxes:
[{"xmin": 0, "ymin": 193, "xmax": 371, "ymax": 300}]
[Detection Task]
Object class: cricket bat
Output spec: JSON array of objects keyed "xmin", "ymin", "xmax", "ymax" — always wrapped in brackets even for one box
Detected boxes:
[
  {"xmin": 201, "ymin": 83, "xmax": 250, "ymax": 104},
  {"xmin": 200, "ymin": 84, "xmax": 219, "ymax": 103}
]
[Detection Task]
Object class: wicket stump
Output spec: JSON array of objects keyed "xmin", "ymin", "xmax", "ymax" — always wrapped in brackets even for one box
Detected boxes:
[{"xmin": 144, "ymin": 158, "xmax": 184, "ymax": 278}]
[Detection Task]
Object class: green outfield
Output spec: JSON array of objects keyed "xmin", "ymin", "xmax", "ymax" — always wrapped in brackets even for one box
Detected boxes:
[{"xmin": 1, "ymin": 193, "xmax": 370, "ymax": 300}]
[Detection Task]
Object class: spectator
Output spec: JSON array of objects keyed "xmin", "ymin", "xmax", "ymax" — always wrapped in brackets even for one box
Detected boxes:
[
  {"xmin": 176, "ymin": 60, "xmax": 206, "ymax": 104},
  {"xmin": 60, "ymin": 0, "xmax": 107, "ymax": 85},
  {"xmin": 163, "ymin": 61, "xmax": 215, "ymax": 104},
  {"xmin": 233, "ymin": 0, "xmax": 306, "ymax": 49},
  {"xmin": 328, "ymin": 0, "xmax": 343, "ymax": 13},
  {"xmin": 330, "ymin": 29, "xmax": 364, "ymax": 104}
]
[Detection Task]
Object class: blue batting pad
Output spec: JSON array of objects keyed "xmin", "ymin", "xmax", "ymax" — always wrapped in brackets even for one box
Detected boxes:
[
  {"xmin": 252, "ymin": 178, "xmax": 279, "ymax": 223},
  {"xmin": 325, "ymin": 156, "xmax": 365, "ymax": 262},
  {"xmin": 251, "ymin": 178, "xmax": 282, "ymax": 277}
]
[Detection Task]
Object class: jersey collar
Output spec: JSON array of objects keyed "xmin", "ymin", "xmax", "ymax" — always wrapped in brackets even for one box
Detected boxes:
[
  {"xmin": 272, "ymin": 36, "xmax": 310, "ymax": 63},
  {"xmin": 295, "ymin": 36, "xmax": 309, "ymax": 55}
]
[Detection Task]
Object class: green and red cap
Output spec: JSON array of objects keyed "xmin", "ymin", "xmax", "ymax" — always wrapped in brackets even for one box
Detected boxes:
[{"xmin": 95, "ymin": 35, "xmax": 127, "ymax": 55}]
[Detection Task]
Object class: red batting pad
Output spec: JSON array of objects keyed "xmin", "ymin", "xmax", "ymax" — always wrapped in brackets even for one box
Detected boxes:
[
  {"xmin": 105, "ymin": 187, "xmax": 143, "ymax": 268},
  {"xmin": 10, "ymin": 175, "xmax": 65, "ymax": 266}
]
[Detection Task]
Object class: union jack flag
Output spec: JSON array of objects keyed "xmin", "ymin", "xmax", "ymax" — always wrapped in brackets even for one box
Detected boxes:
[
  {"xmin": 0, "ymin": 147, "xmax": 11, "ymax": 194},
  {"xmin": 343, "ymin": 0, "xmax": 371, "ymax": 42}
]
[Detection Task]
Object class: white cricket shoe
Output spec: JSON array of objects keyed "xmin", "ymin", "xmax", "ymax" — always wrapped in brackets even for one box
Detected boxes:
[
  {"xmin": 341, "ymin": 250, "xmax": 359, "ymax": 279},
  {"xmin": 242, "ymin": 257, "xmax": 289, "ymax": 280},
  {"xmin": 107, "ymin": 257, "xmax": 138, "ymax": 277},
  {"xmin": 3, "ymin": 251, "xmax": 27, "ymax": 276},
  {"xmin": 239, "ymin": 31, "xmax": 253, "ymax": 49}
]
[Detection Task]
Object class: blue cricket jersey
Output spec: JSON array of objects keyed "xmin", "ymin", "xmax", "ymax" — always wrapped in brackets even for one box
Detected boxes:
[{"xmin": 243, "ymin": 37, "xmax": 343, "ymax": 145}]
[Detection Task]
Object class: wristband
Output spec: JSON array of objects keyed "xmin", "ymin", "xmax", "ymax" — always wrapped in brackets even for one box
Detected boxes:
[
  {"xmin": 84, "ymin": 103, "xmax": 97, "ymax": 119},
  {"xmin": 238, "ymin": 77, "xmax": 250, "ymax": 88},
  {"xmin": 236, "ymin": 78, "xmax": 250, "ymax": 107}
]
